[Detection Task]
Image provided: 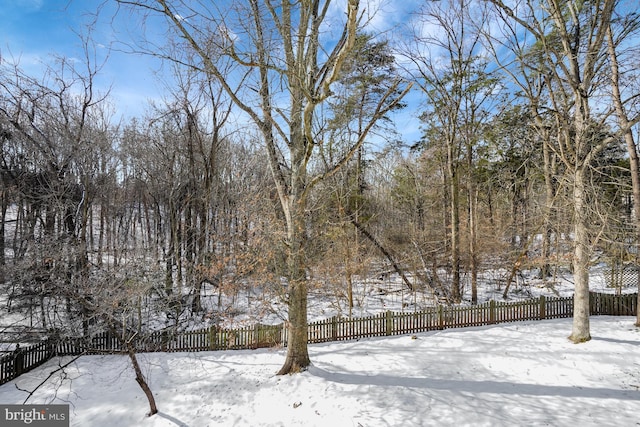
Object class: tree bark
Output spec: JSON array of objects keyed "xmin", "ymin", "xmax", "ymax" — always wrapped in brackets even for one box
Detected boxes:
[
  {"xmin": 276, "ymin": 149, "xmax": 312, "ymax": 373},
  {"xmin": 540, "ymin": 124, "xmax": 556, "ymax": 279},
  {"xmin": 569, "ymin": 166, "xmax": 591, "ymax": 342},
  {"xmin": 126, "ymin": 341, "xmax": 159, "ymax": 416}
]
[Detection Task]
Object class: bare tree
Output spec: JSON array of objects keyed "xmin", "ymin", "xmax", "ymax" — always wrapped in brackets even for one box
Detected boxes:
[
  {"xmin": 0, "ymin": 35, "xmax": 113, "ymax": 331},
  {"xmin": 113, "ymin": 0, "xmax": 410, "ymax": 373},
  {"xmin": 487, "ymin": 0, "xmax": 624, "ymax": 342}
]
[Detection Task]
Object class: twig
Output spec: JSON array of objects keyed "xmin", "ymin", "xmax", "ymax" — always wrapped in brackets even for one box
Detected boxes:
[{"xmin": 15, "ymin": 353, "xmax": 84, "ymax": 404}]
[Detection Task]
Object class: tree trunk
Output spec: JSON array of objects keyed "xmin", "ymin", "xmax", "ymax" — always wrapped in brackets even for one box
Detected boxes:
[
  {"xmin": 277, "ymin": 187, "xmax": 310, "ymax": 374},
  {"xmin": 569, "ymin": 166, "xmax": 591, "ymax": 343},
  {"xmin": 448, "ymin": 143, "xmax": 461, "ymax": 303},
  {"xmin": 343, "ymin": 221, "xmax": 355, "ymax": 317},
  {"xmin": 540, "ymin": 128, "xmax": 555, "ymax": 279},
  {"xmin": 0, "ymin": 191, "xmax": 6, "ymax": 283},
  {"xmin": 126, "ymin": 342, "xmax": 158, "ymax": 416},
  {"xmin": 468, "ymin": 146, "xmax": 478, "ymax": 304},
  {"xmin": 128, "ymin": 0, "xmax": 368, "ymax": 375}
]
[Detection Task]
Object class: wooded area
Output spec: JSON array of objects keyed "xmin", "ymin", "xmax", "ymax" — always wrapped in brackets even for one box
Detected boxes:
[{"xmin": 1, "ymin": 0, "xmax": 640, "ymax": 378}]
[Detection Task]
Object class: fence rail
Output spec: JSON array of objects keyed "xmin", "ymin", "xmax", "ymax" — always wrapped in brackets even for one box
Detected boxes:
[{"xmin": 1, "ymin": 292, "xmax": 636, "ymax": 385}]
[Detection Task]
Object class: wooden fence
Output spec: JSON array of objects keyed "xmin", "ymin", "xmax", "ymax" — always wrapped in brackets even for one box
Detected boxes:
[
  {"xmin": 1, "ymin": 292, "xmax": 636, "ymax": 385},
  {"xmin": 306, "ymin": 293, "xmax": 637, "ymax": 342},
  {"xmin": 0, "ymin": 340, "xmax": 55, "ymax": 385}
]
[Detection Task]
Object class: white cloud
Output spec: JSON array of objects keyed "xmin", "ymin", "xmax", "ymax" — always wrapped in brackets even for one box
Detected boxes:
[
  {"xmin": 362, "ymin": 0, "xmax": 423, "ymax": 34},
  {"xmin": 15, "ymin": 0, "xmax": 44, "ymax": 13}
]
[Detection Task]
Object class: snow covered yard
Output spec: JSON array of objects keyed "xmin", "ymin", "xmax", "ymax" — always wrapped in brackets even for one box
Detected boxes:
[{"xmin": 0, "ymin": 316, "xmax": 638, "ymax": 427}]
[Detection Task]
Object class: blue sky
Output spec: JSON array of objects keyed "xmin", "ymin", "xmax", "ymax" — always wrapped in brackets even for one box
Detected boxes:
[
  {"xmin": 1, "ymin": 1, "xmax": 82, "ymax": 52},
  {"xmin": 0, "ymin": 0, "xmax": 423, "ymax": 143},
  {"xmin": 0, "ymin": 0, "xmax": 167, "ymax": 120}
]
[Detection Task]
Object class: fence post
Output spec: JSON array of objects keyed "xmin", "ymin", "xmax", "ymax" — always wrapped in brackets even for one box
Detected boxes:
[
  {"xmin": 13, "ymin": 345, "xmax": 24, "ymax": 376},
  {"xmin": 490, "ymin": 300, "xmax": 496, "ymax": 324},
  {"xmin": 47, "ymin": 338, "xmax": 54, "ymax": 359},
  {"xmin": 539, "ymin": 295, "xmax": 546, "ymax": 320},
  {"xmin": 209, "ymin": 326, "xmax": 216, "ymax": 350},
  {"xmin": 253, "ymin": 324, "xmax": 259, "ymax": 349},
  {"xmin": 438, "ymin": 305, "xmax": 444, "ymax": 330},
  {"xmin": 385, "ymin": 311, "xmax": 393, "ymax": 336},
  {"xmin": 331, "ymin": 317, "xmax": 338, "ymax": 341}
]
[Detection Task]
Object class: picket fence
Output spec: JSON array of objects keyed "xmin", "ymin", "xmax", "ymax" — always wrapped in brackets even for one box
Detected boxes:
[{"xmin": 1, "ymin": 292, "xmax": 637, "ymax": 385}]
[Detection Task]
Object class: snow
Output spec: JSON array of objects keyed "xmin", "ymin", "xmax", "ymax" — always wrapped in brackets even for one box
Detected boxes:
[
  {"xmin": 199, "ymin": 262, "xmax": 630, "ymax": 329},
  {"xmin": 1, "ymin": 316, "xmax": 638, "ymax": 426}
]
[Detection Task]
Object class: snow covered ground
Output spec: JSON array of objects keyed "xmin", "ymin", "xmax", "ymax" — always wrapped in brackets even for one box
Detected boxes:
[{"xmin": 1, "ymin": 316, "xmax": 638, "ymax": 426}]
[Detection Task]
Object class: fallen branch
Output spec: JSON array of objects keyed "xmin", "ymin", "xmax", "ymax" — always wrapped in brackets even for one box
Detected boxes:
[{"xmin": 351, "ymin": 219, "xmax": 414, "ymax": 291}]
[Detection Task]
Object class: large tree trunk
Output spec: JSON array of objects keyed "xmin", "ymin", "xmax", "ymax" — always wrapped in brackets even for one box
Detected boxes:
[
  {"xmin": 277, "ymin": 166, "xmax": 311, "ymax": 374},
  {"xmin": 621, "ymin": 126, "xmax": 640, "ymax": 327},
  {"xmin": 488, "ymin": 0, "xmax": 616, "ymax": 345},
  {"xmin": 569, "ymin": 167, "xmax": 591, "ymax": 343},
  {"xmin": 131, "ymin": 0, "xmax": 374, "ymax": 375}
]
